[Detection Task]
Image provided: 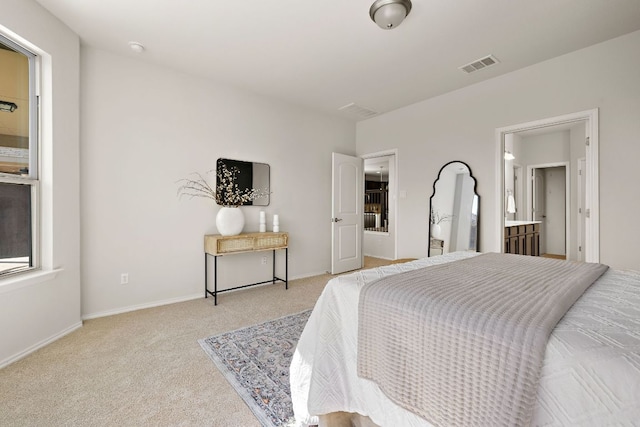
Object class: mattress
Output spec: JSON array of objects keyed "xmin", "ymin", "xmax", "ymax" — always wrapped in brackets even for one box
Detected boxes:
[{"xmin": 290, "ymin": 252, "xmax": 640, "ymax": 426}]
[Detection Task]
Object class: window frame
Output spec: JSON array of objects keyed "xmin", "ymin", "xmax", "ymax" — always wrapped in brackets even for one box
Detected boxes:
[{"xmin": 0, "ymin": 33, "xmax": 40, "ymax": 278}]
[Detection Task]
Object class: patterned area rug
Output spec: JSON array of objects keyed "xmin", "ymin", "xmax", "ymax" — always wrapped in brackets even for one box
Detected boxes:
[{"xmin": 199, "ymin": 310, "xmax": 312, "ymax": 427}]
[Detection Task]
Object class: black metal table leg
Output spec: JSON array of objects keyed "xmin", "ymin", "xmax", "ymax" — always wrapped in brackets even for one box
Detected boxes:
[
  {"xmin": 214, "ymin": 255, "xmax": 218, "ymax": 306},
  {"xmin": 204, "ymin": 243, "xmax": 288, "ymax": 306},
  {"xmin": 272, "ymin": 249, "xmax": 276, "ymax": 284}
]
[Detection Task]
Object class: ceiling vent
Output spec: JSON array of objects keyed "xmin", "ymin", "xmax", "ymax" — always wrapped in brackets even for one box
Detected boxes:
[
  {"xmin": 459, "ymin": 55, "xmax": 500, "ymax": 74},
  {"xmin": 338, "ymin": 103, "xmax": 379, "ymax": 119}
]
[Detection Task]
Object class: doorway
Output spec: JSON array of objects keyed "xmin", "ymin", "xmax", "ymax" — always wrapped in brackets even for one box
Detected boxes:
[
  {"xmin": 362, "ymin": 150, "xmax": 397, "ymax": 260},
  {"xmin": 496, "ymin": 109, "xmax": 600, "ymax": 262},
  {"xmin": 529, "ymin": 164, "xmax": 569, "ymax": 258}
]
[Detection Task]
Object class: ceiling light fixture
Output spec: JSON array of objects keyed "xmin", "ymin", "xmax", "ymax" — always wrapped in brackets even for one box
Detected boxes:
[
  {"xmin": 369, "ymin": 0, "xmax": 412, "ymax": 30},
  {"xmin": 504, "ymin": 151, "xmax": 515, "ymax": 160},
  {"xmin": 0, "ymin": 100, "xmax": 18, "ymax": 113}
]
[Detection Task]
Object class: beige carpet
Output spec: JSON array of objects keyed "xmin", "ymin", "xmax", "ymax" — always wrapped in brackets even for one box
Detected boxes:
[{"xmin": 0, "ymin": 257, "xmax": 402, "ymax": 427}]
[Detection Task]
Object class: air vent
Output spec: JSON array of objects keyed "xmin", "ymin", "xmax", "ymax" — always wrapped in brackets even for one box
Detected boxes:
[
  {"xmin": 459, "ymin": 55, "xmax": 500, "ymax": 74},
  {"xmin": 338, "ymin": 103, "xmax": 379, "ymax": 119}
]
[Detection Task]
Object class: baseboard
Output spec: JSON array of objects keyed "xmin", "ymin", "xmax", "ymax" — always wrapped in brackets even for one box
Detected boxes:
[
  {"xmin": 291, "ymin": 271, "xmax": 330, "ymax": 280},
  {"xmin": 363, "ymin": 254, "xmax": 394, "ymax": 260},
  {"xmin": 83, "ymin": 272, "xmax": 333, "ymax": 320},
  {"xmin": 82, "ymin": 293, "xmax": 203, "ymax": 320},
  {"xmin": 0, "ymin": 321, "xmax": 83, "ymax": 369}
]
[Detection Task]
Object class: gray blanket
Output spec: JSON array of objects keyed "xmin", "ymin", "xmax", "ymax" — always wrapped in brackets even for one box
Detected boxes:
[{"xmin": 357, "ymin": 252, "xmax": 608, "ymax": 426}]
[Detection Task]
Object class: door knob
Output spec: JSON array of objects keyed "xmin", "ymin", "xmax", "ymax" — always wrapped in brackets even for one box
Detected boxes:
[{"xmin": 331, "ymin": 218, "xmax": 343, "ymax": 222}]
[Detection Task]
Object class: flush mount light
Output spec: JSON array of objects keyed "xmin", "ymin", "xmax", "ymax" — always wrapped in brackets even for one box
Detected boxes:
[
  {"xmin": 0, "ymin": 100, "xmax": 18, "ymax": 113},
  {"xmin": 128, "ymin": 41, "xmax": 145, "ymax": 53},
  {"xmin": 504, "ymin": 151, "xmax": 515, "ymax": 160},
  {"xmin": 369, "ymin": 0, "xmax": 412, "ymax": 30}
]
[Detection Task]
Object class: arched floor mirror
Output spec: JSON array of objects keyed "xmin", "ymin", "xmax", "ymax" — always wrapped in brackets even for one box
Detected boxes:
[{"xmin": 429, "ymin": 161, "xmax": 479, "ymax": 257}]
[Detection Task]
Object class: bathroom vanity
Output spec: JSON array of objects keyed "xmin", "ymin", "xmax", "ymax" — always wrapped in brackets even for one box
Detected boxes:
[{"xmin": 504, "ymin": 220, "xmax": 541, "ymax": 256}]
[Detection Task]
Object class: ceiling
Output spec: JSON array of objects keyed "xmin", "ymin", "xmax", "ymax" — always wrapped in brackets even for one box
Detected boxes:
[{"xmin": 34, "ymin": 0, "xmax": 640, "ymax": 121}]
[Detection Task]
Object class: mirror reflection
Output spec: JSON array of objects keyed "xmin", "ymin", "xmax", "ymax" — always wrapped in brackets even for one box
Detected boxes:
[
  {"xmin": 216, "ymin": 158, "xmax": 270, "ymax": 206},
  {"xmin": 429, "ymin": 161, "xmax": 479, "ymax": 256}
]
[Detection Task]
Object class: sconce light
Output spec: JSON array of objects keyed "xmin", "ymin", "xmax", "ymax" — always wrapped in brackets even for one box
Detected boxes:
[
  {"xmin": 369, "ymin": 0, "xmax": 412, "ymax": 30},
  {"xmin": 504, "ymin": 151, "xmax": 515, "ymax": 160},
  {"xmin": 0, "ymin": 100, "xmax": 18, "ymax": 113}
]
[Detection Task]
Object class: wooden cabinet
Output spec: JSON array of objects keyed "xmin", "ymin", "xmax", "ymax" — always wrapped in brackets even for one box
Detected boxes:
[{"xmin": 504, "ymin": 223, "xmax": 540, "ymax": 256}]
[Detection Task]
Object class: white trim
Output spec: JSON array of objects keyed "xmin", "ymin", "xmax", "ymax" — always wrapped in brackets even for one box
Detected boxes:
[
  {"xmin": 82, "ymin": 292, "xmax": 204, "ymax": 320},
  {"xmin": 0, "ymin": 268, "xmax": 61, "ymax": 295},
  {"xmin": 495, "ymin": 109, "xmax": 599, "ymax": 262},
  {"xmin": 0, "ymin": 320, "xmax": 82, "ymax": 369},
  {"xmin": 83, "ymin": 269, "xmax": 330, "ymax": 320},
  {"xmin": 362, "ymin": 254, "xmax": 395, "ymax": 260},
  {"xmin": 361, "ymin": 149, "xmax": 398, "ymax": 260},
  {"xmin": 576, "ymin": 157, "xmax": 587, "ymax": 262}
]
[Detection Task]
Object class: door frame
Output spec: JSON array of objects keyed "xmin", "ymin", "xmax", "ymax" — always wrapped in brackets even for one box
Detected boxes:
[
  {"xmin": 513, "ymin": 163, "xmax": 523, "ymax": 221},
  {"xmin": 576, "ymin": 157, "xmax": 587, "ymax": 262},
  {"xmin": 361, "ymin": 149, "xmax": 398, "ymax": 260},
  {"xmin": 527, "ymin": 162, "xmax": 570, "ymax": 258},
  {"xmin": 495, "ymin": 108, "xmax": 599, "ymax": 262}
]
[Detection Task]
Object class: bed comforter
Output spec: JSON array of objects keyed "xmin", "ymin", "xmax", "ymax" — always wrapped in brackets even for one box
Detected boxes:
[{"xmin": 290, "ymin": 252, "xmax": 640, "ymax": 426}]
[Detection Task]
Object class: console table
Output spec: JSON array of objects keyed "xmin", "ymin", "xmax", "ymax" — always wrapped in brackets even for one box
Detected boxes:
[{"xmin": 204, "ymin": 232, "xmax": 288, "ymax": 305}]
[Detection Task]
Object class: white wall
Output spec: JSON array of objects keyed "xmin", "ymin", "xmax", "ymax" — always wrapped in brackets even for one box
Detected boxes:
[
  {"xmin": 356, "ymin": 30, "xmax": 640, "ymax": 271},
  {"xmin": 0, "ymin": 1, "xmax": 81, "ymax": 366},
  {"xmin": 80, "ymin": 47, "xmax": 355, "ymax": 318}
]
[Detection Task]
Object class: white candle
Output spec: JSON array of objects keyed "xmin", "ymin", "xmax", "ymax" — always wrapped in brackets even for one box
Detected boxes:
[
  {"xmin": 259, "ymin": 211, "xmax": 266, "ymax": 232},
  {"xmin": 273, "ymin": 214, "xmax": 279, "ymax": 232}
]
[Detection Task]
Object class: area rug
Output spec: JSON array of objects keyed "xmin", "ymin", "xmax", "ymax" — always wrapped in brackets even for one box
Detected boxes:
[{"xmin": 199, "ymin": 310, "xmax": 312, "ymax": 427}]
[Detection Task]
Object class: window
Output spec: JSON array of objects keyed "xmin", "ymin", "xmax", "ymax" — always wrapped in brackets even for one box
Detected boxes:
[{"xmin": 0, "ymin": 34, "xmax": 38, "ymax": 277}]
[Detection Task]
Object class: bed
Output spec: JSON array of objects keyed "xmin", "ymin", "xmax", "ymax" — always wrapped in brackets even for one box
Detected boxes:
[{"xmin": 290, "ymin": 252, "xmax": 640, "ymax": 426}]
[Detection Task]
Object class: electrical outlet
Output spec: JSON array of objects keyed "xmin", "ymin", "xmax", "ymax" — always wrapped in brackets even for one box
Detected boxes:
[
  {"xmin": 261, "ymin": 256, "xmax": 267, "ymax": 265},
  {"xmin": 120, "ymin": 273, "xmax": 129, "ymax": 285}
]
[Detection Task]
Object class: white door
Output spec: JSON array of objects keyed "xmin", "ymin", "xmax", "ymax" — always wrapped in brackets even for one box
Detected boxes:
[
  {"xmin": 544, "ymin": 167, "xmax": 566, "ymax": 256},
  {"xmin": 331, "ymin": 153, "xmax": 363, "ymax": 274},
  {"xmin": 532, "ymin": 169, "xmax": 546, "ymax": 254}
]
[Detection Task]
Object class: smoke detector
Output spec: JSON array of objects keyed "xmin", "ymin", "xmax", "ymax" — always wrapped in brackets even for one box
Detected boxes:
[{"xmin": 459, "ymin": 55, "xmax": 500, "ymax": 74}]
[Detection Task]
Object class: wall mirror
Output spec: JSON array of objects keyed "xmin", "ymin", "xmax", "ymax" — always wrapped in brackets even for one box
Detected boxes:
[
  {"xmin": 429, "ymin": 161, "xmax": 479, "ymax": 257},
  {"xmin": 216, "ymin": 158, "xmax": 270, "ymax": 206}
]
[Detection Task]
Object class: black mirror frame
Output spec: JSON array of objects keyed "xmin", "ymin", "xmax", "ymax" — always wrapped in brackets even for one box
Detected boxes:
[
  {"xmin": 428, "ymin": 160, "xmax": 480, "ymax": 257},
  {"xmin": 215, "ymin": 158, "xmax": 270, "ymax": 206}
]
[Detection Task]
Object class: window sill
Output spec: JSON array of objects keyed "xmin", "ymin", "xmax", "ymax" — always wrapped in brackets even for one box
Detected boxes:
[{"xmin": 0, "ymin": 268, "xmax": 62, "ymax": 295}]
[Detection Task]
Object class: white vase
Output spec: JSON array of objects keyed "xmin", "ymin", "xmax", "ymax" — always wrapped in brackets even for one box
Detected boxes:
[
  {"xmin": 216, "ymin": 207, "xmax": 244, "ymax": 236},
  {"xmin": 431, "ymin": 223, "xmax": 442, "ymax": 239}
]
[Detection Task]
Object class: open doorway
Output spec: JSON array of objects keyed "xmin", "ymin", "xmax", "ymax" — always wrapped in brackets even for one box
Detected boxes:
[
  {"xmin": 529, "ymin": 164, "xmax": 569, "ymax": 258},
  {"xmin": 362, "ymin": 150, "xmax": 397, "ymax": 260},
  {"xmin": 497, "ymin": 109, "xmax": 599, "ymax": 263}
]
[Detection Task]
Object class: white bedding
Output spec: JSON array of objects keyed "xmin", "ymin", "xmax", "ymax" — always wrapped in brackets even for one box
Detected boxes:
[{"xmin": 290, "ymin": 252, "xmax": 640, "ymax": 426}]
